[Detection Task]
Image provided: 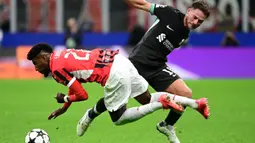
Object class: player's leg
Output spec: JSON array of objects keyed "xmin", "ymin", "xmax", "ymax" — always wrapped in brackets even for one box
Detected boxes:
[
  {"xmin": 109, "ymin": 90, "xmax": 183, "ymax": 125},
  {"xmin": 109, "ymin": 91, "xmax": 161, "ymax": 125},
  {"xmin": 77, "ymin": 97, "xmax": 107, "ymax": 136},
  {"xmin": 158, "ymin": 78, "xmax": 211, "ymax": 142},
  {"xmin": 131, "ymin": 62, "xmax": 209, "ymax": 118},
  {"xmin": 149, "ymin": 92, "xmax": 209, "ymax": 118},
  {"xmin": 147, "ymin": 66, "xmax": 190, "ymax": 143},
  {"xmin": 135, "ymin": 91, "xmax": 209, "ymax": 118},
  {"xmin": 88, "ymin": 97, "xmax": 107, "ymax": 119},
  {"xmin": 106, "ymin": 54, "xmax": 183, "ymax": 125},
  {"xmin": 163, "ymin": 78, "xmax": 192, "ymax": 125},
  {"xmin": 78, "ymin": 90, "xmax": 182, "ymax": 130},
  {"xmin": 127, "ymin": 57, "xmax": 208, "ymax": 119}
]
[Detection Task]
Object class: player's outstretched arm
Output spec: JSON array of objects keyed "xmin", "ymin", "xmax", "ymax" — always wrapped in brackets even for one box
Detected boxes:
[
  {"xmin": 66, "ymin": 78, "xmax": 88, "ymax": 102},
  {"xmin": 124, "ymin": 0, "xmax": 151, "ymax": 12},
  {"xmin": 54, "ymin": 79, "xmax": 88, "ymax": 103},
  {"xmin": 52, "ymin": 69, "xmax": 88, "ymax": 103}
]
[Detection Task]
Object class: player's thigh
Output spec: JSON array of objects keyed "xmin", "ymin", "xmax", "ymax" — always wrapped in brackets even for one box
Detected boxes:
[
  {"xmin": 104, "ymin": 54, "xmax": 132, "ymax": 112},
  {"xmin": 108, "ymin": 105, "xmax": 127, "ymax": 122},
  {"xmin": 165, "ymin": 78, "xmax": 192, "ymax": 98},
  {"xmin": 148, "ymin": 66, "xmax": 180, "ymax": 92},
  {"xmin": 129, "ymin": 60, "xmax": 149, "ymax": 103},
  {"xmin": 104, "ymin": 78, "xmax": 130, "ymax": 112},
  {"xmin": 148, "ymin": 66, "xmax": 192, "ymax": 98}
]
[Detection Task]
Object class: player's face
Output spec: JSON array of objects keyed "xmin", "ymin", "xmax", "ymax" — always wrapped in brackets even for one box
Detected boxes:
[
  {"xmin": 186, "ymin": 8, "xmax": 206, "ymax": 30},
  {"xmin": 32, "ymin": 54, "xmax": 50, "ymax": 77}
]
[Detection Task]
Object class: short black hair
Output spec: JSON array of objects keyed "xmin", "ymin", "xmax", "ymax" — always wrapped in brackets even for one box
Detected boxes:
[
  {"xmin": 191, "ymin": 0, "xmax": 210, "ymax": 18},
  {"xmin": 27, "ymin": 43, "xmax": 53, "ymax": 60}
]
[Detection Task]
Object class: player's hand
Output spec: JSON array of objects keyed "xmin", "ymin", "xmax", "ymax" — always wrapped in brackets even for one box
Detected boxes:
[
  {"xmin": 48, "ymin": 107, "xmax": 67, "ymax": 120},
  {"xmin": 55, "ymin": 93, "xmax": 69, "ymax": 103}
]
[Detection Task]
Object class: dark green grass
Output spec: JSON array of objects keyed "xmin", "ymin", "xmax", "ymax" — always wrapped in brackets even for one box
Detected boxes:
[{"xmin": 0, "ymin": 79, "xmax": 254, "ymax": 143}]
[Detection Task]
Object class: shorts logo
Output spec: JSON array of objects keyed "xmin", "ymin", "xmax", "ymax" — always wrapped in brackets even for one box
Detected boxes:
[
  {"xmin": 156, "ymin": 33, "xmax": 166, "ymax": 43},
  {"xmin": 162, "ymin": 67, "xmax": 177, "ymax": 77}
]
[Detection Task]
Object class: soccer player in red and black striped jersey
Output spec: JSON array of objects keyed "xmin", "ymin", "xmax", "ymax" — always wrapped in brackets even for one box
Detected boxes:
[{"xmin": 27, "ymin": 43, "xmax": 209, "ymax": 137}]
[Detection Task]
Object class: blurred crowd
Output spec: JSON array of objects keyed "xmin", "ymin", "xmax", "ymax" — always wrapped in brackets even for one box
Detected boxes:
[
  {"xmin": 0, "ymin": 0, "xmax": 9, "ymax": 32},
  {"xmin": 1, "ymin": 0, "xmax": 255, "ymax": 49}
]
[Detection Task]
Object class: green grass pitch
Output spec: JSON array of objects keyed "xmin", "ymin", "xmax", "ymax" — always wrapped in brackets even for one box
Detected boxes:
[{"xmin": 0, "ymin": 79, "xmax": 255, "ymax": 143}]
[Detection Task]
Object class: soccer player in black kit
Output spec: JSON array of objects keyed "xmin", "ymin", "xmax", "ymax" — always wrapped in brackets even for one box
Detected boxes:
[{"xmin": 77, "ymin": 0, "xmax": 210, "ymax": 143}]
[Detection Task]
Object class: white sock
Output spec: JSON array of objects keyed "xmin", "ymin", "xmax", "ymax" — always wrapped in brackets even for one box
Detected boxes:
[
  {"xmin": 114, "ymin": 102, "xmax": 162, "ymax": 125},
  {"xmin": 150, "ymin": 92, "xmax": 198, "ymax": 109}
]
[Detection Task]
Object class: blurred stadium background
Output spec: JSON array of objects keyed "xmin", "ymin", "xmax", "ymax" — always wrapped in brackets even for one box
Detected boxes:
[{"xmin": 0, "ymin": 0, "xmax": 255, "ymax": 143}]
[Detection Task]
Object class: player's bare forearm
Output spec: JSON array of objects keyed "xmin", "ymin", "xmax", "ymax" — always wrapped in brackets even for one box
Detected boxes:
[{"xmin": 124, "ymin": 0, "xmax": 151, "ymax": 12}]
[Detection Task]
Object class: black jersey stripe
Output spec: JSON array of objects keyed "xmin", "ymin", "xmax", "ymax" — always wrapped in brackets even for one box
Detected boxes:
[
  {"xmin": 53, "ymin": 70, "xmax": 69, "ymax": 84},
  {"xmin": 95, "ymin": 63, "xmax": 106, "ymax": 68},
  {"xmin": 62, "ymin": 68, "xmax": 73, "ymax": 77}
]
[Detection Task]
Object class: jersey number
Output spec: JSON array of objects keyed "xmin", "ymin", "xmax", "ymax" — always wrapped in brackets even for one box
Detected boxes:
[{"xmin": 64, "ymin": 49, "xmax": 90, "ymax": 60}]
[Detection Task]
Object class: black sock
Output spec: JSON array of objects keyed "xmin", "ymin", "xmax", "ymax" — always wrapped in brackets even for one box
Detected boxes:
[
  {"xmin": 88, "ymin": 109, "xmax": 98, "ymax": 119},
  {"xmin": 164, "ymin": 106, "xmax": 187, "ymax": 126},
  {"xmin": 159, "ymin": 121, "xmax": 167, "ymax": 126},
  {"xmin": 88, "ymin": 97, "xmax": 107, "ymax": 119}
]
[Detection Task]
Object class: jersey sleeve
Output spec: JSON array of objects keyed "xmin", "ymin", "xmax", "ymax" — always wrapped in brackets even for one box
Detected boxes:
[
  {"xmin": 150, "ymin": 4, "xmax": 179, "ymax": 24},
  {"xmin": 52, "ymin": 68, "xmax": 88, "ymax": 102}
]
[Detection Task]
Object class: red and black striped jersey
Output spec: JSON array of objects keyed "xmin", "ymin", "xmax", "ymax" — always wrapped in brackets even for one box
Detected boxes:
[
  {"xmin": 50, "ymin": 48, "xmax": 119, "ymax": 86},
  {"xmin": 49, "ymin": 48, "xmax": 119, "ymax": 103}
]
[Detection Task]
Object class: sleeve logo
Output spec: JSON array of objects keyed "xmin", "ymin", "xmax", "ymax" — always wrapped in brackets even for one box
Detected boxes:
[{"xmin": 155, "ymin": 4, "xmax": 167, "ymax": 8}]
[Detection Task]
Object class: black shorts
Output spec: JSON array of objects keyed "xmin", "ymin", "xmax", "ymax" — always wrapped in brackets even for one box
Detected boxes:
[{"xmin": 131, "ymin": 61, "xmax": 180, "ymax": 91}]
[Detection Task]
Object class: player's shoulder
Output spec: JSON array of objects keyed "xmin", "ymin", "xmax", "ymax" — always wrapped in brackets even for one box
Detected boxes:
[
  {"xmin": 155, "ymin": 5, "xmax": 183, "ymax": 22},
  {"xmin": 155, "ymin": 4, "xmax": 169, "ymax": 8},
  {"xmin": 165, "ymin": 5, "xmax": 185, "ymax": 17},
  {"xmin": 155, "ymin": 4, "xmax": 178, "ymax": 12},
  {"xmin": 50, "ymin": 50, "xmax": 67, "ymax": 71},
  {"xmin": 175, "ymin": 8, "xmax": 185, "ymax": 18}
]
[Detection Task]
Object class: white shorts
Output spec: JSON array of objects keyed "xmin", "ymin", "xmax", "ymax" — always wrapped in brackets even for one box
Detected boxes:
[{"xmin": 104, "ymin": 54, "xmax": 148, "ymax": 112}]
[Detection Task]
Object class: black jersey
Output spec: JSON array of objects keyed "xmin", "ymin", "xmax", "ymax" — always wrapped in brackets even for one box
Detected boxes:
[{"xmin": 129, "ymin": 4, "xmax": 190, "ymax": 67}]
